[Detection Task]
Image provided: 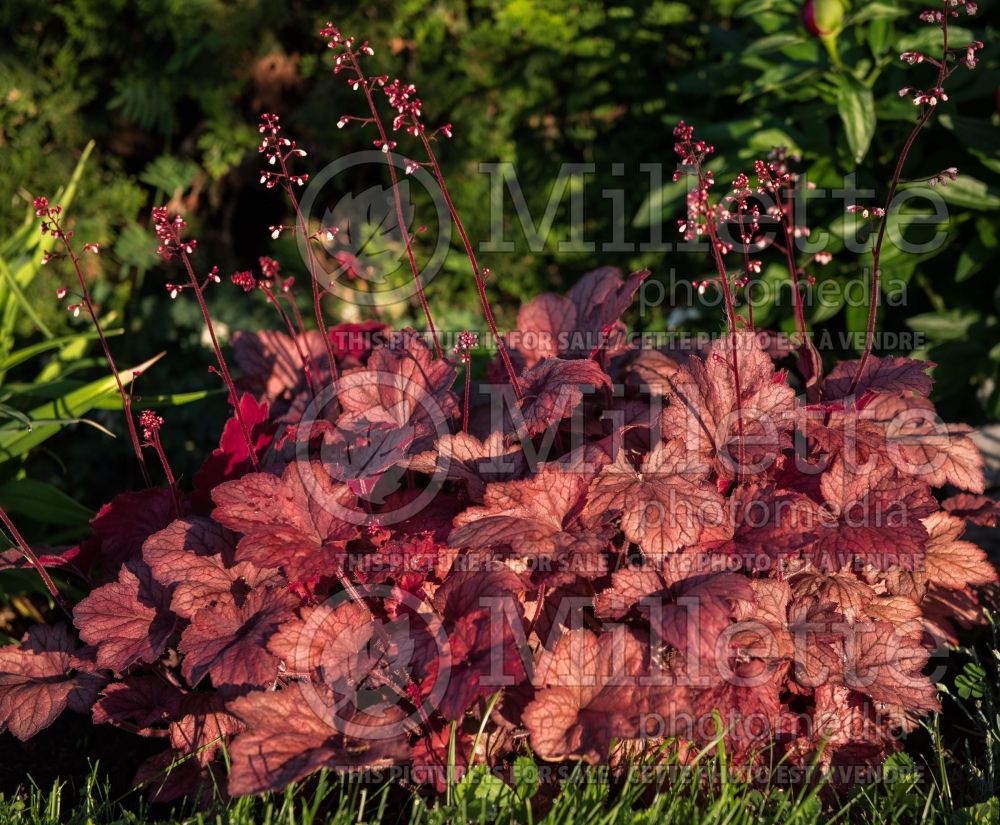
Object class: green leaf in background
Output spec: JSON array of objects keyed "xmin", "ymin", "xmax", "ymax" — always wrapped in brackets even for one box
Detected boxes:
[
  {"xmin": 512, "ymin": 757, "xmax": 539, "ymax": 801},
  {"xmin": 0, "ymin": 353, "xmax": 162, "ymax": 461},
  {"xmin": 836, "ymin": 75, "xmax": 876, "ymax": 164},
  {"xmin": 0, "ymin": 329, "xmax": 124, "ymax": 373},
  {"xmin": 845, "ymin": 299, "xmax": 872, "ymax": 352},
  {"xmin": 906, "ymin": 309, "xmax": 980, "ymax": 342},
  {"xmin": 744, "ymin": 32, "xmax": 807, "ymax": 56},
  {"xmin": 0, "ymin": 478, "xmax": 93, "ymax": 526},
  {"xmin": 453, "ymin": 766, "xmax": 516, "ymax": 821},
  {"xmin": 92, "ymin": 387, "xmax": 219, "ymax": 410},
  {"xmin": 847, "ymin": 2, "xmax": 907, "ymax": 24},
  {"xmin": 933, "ymin": 176, "xmax": 1000, "ymax": 212},
  {"xmin": 140, "ymin": 155, "xmax": 200, "ymax": 195},
  {"xmin": 0, "ymin": 255, "xmax": 54, "ymax": 340},
  {"xmin": 956, "ymin": 239, "xmax": 991, "ymax": 283}
]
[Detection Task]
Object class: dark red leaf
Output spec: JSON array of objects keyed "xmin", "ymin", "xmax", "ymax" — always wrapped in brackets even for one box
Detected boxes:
[
  {"xmin": 660, "ymin": 332, "xmax": 795, "ymax": 481},
  {"xmin": 192, "ymin": 394, "xmax": 275, "ymax": 513},
  {"xmin": 523, "ymin": 627, "xmax": 655, "ymax": 763},
  {"xmin": 226, "ymin": 688, "xmax": 410, "ymax": 795},
  {"xmin": 407, "ymin": 432, "xmax": 526, "ymax": 502},
  {"xmin": 823, "ymin": 356, "xmax": 933, "ymax": 401},
  {"xmin": 0, "ymin": 624, "xmax": 105, "ymax": 740},
  {"xmin": 336, "ymin": 329, "xmax": 458, "ymax": 438},
  {"xmin": 179, "ymin": 588, "xmax": 298, "ymax": 688},
  {"xmin": 93, "ymin": 674, "xmax": 183, "ymax": 731},
  {"xmin": 74, "ymin": 560, "xmax": 176, "ymax": 672},
  {"xmin": 514, "ymin": 358, "xmax": 611, "ymax": 436},
  {"xmin": 450, "ymin": 465, "xmax": 610, "ymax": 569},
  {"xmin": 583, "ymin": 440, "xmax": 732, "ymax": 557},
  {"xmin": 144, "ymin": 517, "xmax": 282, "ymax": 619},
  {"xmin": 212, "ymin": 463, "xmax": 361, "ymax": 581},
  {"xmin": 86, "ymin": 488, "xmax": 178, "ymax": 576},
  {"xmin": 942, "ymin": 493, "xmax": 1000, "ymax": 527}
]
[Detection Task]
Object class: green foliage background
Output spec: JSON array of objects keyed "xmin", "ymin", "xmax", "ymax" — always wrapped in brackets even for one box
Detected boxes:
[{"xmin": 1, "ymin": 0, "xmax": 997, "ymax": 514}]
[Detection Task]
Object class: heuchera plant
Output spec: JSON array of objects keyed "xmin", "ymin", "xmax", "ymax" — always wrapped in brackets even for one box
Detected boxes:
[{"xmin": 1, "ymin": 1, "xmax": 996, "ymax": 803}]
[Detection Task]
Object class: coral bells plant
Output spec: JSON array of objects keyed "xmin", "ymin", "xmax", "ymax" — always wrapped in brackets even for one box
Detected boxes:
[{"xmin": 1, "ymin": 3, "xmax": 997, "ymax": 806}]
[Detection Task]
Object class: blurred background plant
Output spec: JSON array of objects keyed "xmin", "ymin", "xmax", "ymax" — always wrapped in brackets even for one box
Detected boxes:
[{"xmin": 1, "ymin": 0, "xmax": 997, "ymax": 511}]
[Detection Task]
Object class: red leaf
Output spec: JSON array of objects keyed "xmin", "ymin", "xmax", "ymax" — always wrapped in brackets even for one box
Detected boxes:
[
  {"xmin": 191, "ymin": 394, "xmax": 275, "ymax": 513},
  {"xmin": 861, "ymin": 393, "xmax": 985, "ymax": 493},
  {"xmin": 730, "ymin": 578, "xmax": 794, "ymax": 665},
  {"xmin": 690, "ymin": 670, "xmax": 782, "ymax": 756},
  {"xmin": 212, "ymin": 463, "xmax": 361, "ymax": 581},
  {"xmin": 136, "ymin": 691, "xmax": 247, "ymax": 801},
  {"xmin": 567, "ymin": 267, "xmax": 648, "ymax": 347},
  {"xmin": 811, "ymin": 460, "xmax": 936, "ymax": 571},
  {"xmin": 424, "ymin": 607, "xmax": 527, "ymax": 721},
  {"xmin": 336, "ymin": 329, "xmax": 458, "ymax": 437},
  {"xmin": 790, "ymin": 569, "xmax": 878, "ymax": 622},
  {"xmin": 324, "ymin": 421, "xmax": 415, "ymax": 494},
  {"xmin": 407, "ymin": 432, "xmax": 527, "ymax": 502},
  {"xmin": 823, "ymin": 356, "xmax": 933, "ymax": 400},
  {"xmin": 511, "ymin": 267, "xmax": 648, "ymax": 367},
  {"xmin": 144, "ymin": 517, "xmax": 282, "ymax": 619},
  {"xmin": 807, "ymin": 685, "xmax": 891, "ymax": 766},
  {"xmin": 942, "ymin": 493, "xmax": 1000, "ymax": 527},
  {"xmin": 919, "ymin": 584, "xmax": 985, "ymax": 645},
  {"xmin": 649, "ymin": 572, "xmax": 755, "ymax": 679},
  {"xmin": 514, "ymin": 358, "xmax": 611, "ymax": 436},
  {"xmin": 513, "ymin": 294, "xmax": 576, "ymax": 366},
  {"xmin": 660, "ymin": 332, "xmax": 795, "ymax": 481},
  {"xmin": 432, "ymin": 568, "xmax": 527, "ymax": 619},
  {"xmin": 583, "ymin": 440, "xmax": 732, "ymax": 557},
  {"xmin": 523, "ymin": 627, "xmax": 653, "ymax": 763},
  {"xmin": 226, "ymin": 688, "xmax": 410, "ymax": 795},
  {"xmin": 450, "ymin": 465, "xmax": 610, "ymax": 568},
  {"xmin": 842, "ymin": 622, "xmax": 939, "ymax": 712},
  {"xmin": 885, "ymin": 511, "xmax": 997, "ymax": 601},
  {"xmin": 180, "ymin": 588, "xmax": 298, "ymax": 688},
  {"xmin": 93, "ymin": 674, "xmax": 183, "ymax": 731},
  {"xmin": 707, "ymin": 485, "xmax": 824, "ymax": 566},
  {"xmin": 0, "ymin": 624, "xmax": 105, "ymax": 740},
  {"xmin": 73, "ymin": 560, "xmax": 176, "ymax": 672},
  {"xmin": 329, "ymin": 320, "xmax": 389, "ymax": 362},
  {"xmin": 232, "ymin": 329, "xmax": 329, "ymax": 404},
  {"xmin": 86, "ymin": 488, "xmax": 178, "ymax": 576},
  {"xmin": 267, "ymin": 601, "xmax": 377, "ymax": 684},
  {"xmin": 169, "ymin": 692, "xmax": 245, "ymax": 762},
  {"xmin": 619, "ymin": 346, "xmax": 695, "ymax": 397}
]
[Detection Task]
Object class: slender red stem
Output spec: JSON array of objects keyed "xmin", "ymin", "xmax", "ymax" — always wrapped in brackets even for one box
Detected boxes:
[
  {"xmin": 176, "ymin": 250, "xmax": 260, "ymax": 470},
  {"xmin": 699, "ymin": 166, "xmax": 746, "ymax": 480},
  {"xmin": 0, "ymin": 507, "xmax": 72, "ymax": 617},
  {"xmin": 263, "ymin": 286, "xmax": 319, "ymax": 396},
  {"xmin": 850, "ymin": 10, "xmax": 951, "ymax": 394},
  {"xmin": 462, "ymin": 362, "xmax": 471, "ymax": 433},
  {"xmin": 777, "ymin": 189, "xmax": 809, "ymax": 344},
  {"xmin": 285, "ymin": 290, "xmax": 310, "ymax": 341},
  {"xmin": 343, "ymin": 51, "xmax": 443, "ymax": 359},
  {"xmin": 146, "ymin": 431, "xmax": 182, "ymax": 517},
  {"xmin": 49, "ymin": 218, "xmax": 152, "ymax": 487},
  {"xmin": 735, "ymin": 206, "xmax": 755, "ymax": 331},
  {"xmin": 417, "ymin": 131, "xmax": 524, "ymax": 399},
  {"xmin": 277, "ymin": 156, "xmax": 340, "ymax": 386}
]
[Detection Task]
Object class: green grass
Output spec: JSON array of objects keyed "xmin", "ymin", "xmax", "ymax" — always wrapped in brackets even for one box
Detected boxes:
[
  {"xmin": 3, "ymin": 617, "xmax": 999, "ymax": 825},
  {"xmin": 0, "ymin": 737, "xmax": 995, "ymax": 825}
]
